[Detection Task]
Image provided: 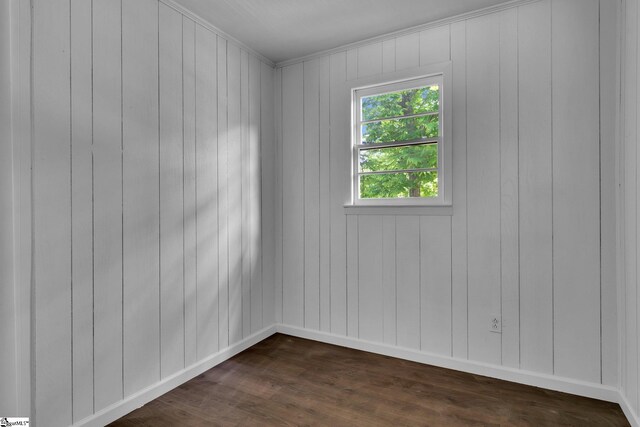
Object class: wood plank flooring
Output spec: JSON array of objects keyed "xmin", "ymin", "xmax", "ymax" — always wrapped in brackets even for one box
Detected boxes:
[{"xmin": 110, "ymin": 334, "xmax": 629, "ymax": 426}]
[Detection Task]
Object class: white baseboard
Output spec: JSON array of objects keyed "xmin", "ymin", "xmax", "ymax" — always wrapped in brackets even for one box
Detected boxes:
[
  {"xmin": 619, "ymin": 392, "xmax": 640, "ymax": 427},
  {"xmin": 275, "ymin": 324, "xmax": 621, "ymax": 403},
  {"xmin": 73, "ymin": 325, "xmax": 277, "ymax": 427},
  {"xmin": 70, "ymin": 322, "xmax": 637, "ymax": 427}
]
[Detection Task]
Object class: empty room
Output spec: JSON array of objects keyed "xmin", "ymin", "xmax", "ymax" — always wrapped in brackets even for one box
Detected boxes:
[{"xmin": 3, "ymin": 0, "xmax": 640, "ymax": 425}]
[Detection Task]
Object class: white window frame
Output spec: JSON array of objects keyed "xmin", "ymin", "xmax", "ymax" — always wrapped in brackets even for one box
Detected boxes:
[{"xmin": 349, "ymin": 63, "xmax": 452, "ymax": 207}]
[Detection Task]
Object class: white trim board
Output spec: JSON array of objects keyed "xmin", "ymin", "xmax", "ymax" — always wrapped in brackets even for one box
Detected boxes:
[
  {"xmin": 275, "ymin": 324, "xmax": 621, "ymax": 404},
  {"xmin": 72, "ymin": 325, "xmax": 277, "ymax": 427},
  {"xmin": 344, "ymin": 205, "xmax": 453, "ymax": 216},
  {"xmin": 67, "ymin": 322, "xmax": 638, "ymax": 426},
  {"xmin": 275, "ymin": 0, "xmax": 540, "ymax": 68},
  {"xmin": 620, "ymin": 392, "xmax": 640, "ymax": 427}
]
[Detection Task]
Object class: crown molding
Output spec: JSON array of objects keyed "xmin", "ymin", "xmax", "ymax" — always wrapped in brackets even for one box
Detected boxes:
[
  {"xmin": 159, "ymin": 0, "xmax": 276, "ymax": 68},
  {"xmin": 276, "ymin": 0, "xmax": 539, "ymax": 68}
]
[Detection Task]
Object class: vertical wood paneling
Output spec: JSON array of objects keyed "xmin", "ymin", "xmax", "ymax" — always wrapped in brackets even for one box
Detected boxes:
[
  {"xmin": 227, "ymin": 43, "xmax": 243, "ymax": 344},
  {"xmin": 466, "ymin": 13, "xmax": 502, "ymax": 365},
  {"xmin": 250, "ymin": 55, "xmax": 262, "ymax": 333},
  {"xmin": 261, "ymin": 61, "xmax": 275, "ymax": 327},
  {"xmin": 637, "ymin": 68, "xmax": 640, "ymax": 411},
  {"xmin": 552, "ymin": 0, "xmax": 600, "ymax": 382},
  {"xmin": 450, "ymin": 20, "xmax": 468, "ymax": 359},
  {"xmin": 0, "ymin": 0, "xmax": 16, "ymax": 415},
  {"xmin": 499, "ymin": 7, "xmax": 519, "ymax": 369},
  {"xmin": 183, "ymin": 17, "xmax": 197, "ymax": 366},
  {"xmin": 241, "ymin": 50, "xmax": 251, "ymax": 338},
  {"xmin": 274, "ymin": 66, "xmax": 283, "ymax": 324},
  {"xmin": 420, "ymin": 216, "xmax": 452, "ymax": 356},
  {"xmin": 636, "ymin": 0, "xmax": 640, "ymax": 408},
  {"xmin": 357, "ymin": 43, "xmax": 382, "ymax": 78},
  {"xmin": 382, "ymin": 39, "xmax": 396, "ymax": 74},
  {"xmin": 625, "ymin": 0, "xmax": 639, "ymax": 408},
  {"xmin": 635, "ymin": 0, "xmax": 640, "ymax": 409},
  {"xmin": 282, "ymin": 63, "xmax": 305, "ymax": 327},
  {"xmin": 419, "ymin": 25, "xmax": 450, "ymax": 65},
  {"xmin": 358, "ymin": 216, "xmax": 384, "ymax": 342},
  {"xmin": 518, "ymin": 0, "xmax": 553, "ymax": 375},
  {"xmin": 329, "ymin": 51, "xmax": 348, "ymax": 335},
  {"xmin": 599, "ymin": 0, "xmax": 619, "ymax": 387},
  {"xmin": 318, "ymin": 55, "xmax": 332, "ymax": 333},
  {"xmin": 216, "ymin": 36, "xmax": 229, "ymax": 349},
  {"xmin": 122, "ymin": 0, "xmax": 160, "ymax": 396},
  {"xmin": 159, "ymin": 3, "xmax": 185, "ymax": 377},
  {"xmin": 195, "ymin": 24, "xmax": 219, "ymax": 357},
  {"xmin": 92, "ymin": 0, "xmax": 123, "ymax": 410},
  {"xmin": 346, "ymin": 215, "xmax": 359, "ymax": 337},
  {"xmin": 261, "ymin": 61, "xmax": 275, "ymax": 326},
  {"xmin": 273, "ymin": 0, "xmax": 615, "ymax": 402},
  {"xmin": 33, "ymin": 0, "xmax": 72, "ymax": 424},
  {"xmin": 395, "ymin": 32, "xmax": 419, "ymax": 70},
  {"xmin": 304, "ymin": 59, "xmax": 321, "ymax": 330},
  {"xmin": 70, "ymin": 0, "xmax": 94, "ymax": 420},
  {"xmin": 346, "ymin": 48, "xmax": 358, "ymax": 81},
  {"xmin": 630, "ymin": 0, "xmax": 640, "ymax": 410},
  {"xmin": 6, "ymin": 1, "xmax": 31, "ymax": 416},
  {"xmin": 396, "ymin": 216, "xmax": 421, "ymax": 350},
  {"xmin": 32, "ymin": 0, "xmax": 621, "ymax": 420},
  {"xmin": 382, "ymin": 216, "xmax": 397, "ymax": 345},
  {"xmin": 32, "ymin": 0, "xmax": 275, "ymax": 421},
  {"xmin": 619, "ymin": 1, "xmax": 640, "ymax": 413}
]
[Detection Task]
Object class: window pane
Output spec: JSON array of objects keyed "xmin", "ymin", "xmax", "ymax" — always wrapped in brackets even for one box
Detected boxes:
[
  {"xmin": 359, "ymin": 144, "xmax": 437, "ymax": 173},
  {"xmin": 359, "ymin": 171, "xmax": 438, "ymax": 199},
  {"xmin": 361, "ymin": 114, "xmax": 439, "ymax": 144},
  {"xmin": 361, "ymin": 85, "xmax": 439, "ymax": 121}
]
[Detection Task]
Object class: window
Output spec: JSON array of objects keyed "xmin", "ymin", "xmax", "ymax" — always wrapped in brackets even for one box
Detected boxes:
[{"xmin": 352, "ymin": 75, "xmax": 445, "ymax": 205}]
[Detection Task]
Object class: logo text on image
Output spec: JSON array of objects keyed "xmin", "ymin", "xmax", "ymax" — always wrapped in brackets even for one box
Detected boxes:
[{"xmin": 0, "ymin": 418, "xmax": 30, "ymax": 427}]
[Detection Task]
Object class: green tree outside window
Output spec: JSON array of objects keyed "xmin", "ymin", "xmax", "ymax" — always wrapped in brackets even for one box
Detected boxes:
[{"xmin": 358, "ymin": 84, "xmax": 440, "ymax": 199}]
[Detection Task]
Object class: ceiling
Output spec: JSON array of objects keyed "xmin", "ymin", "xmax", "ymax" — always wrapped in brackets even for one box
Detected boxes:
[{"xmin": 173, "ymin": 0, "xmax": 513, "ymax": 63}]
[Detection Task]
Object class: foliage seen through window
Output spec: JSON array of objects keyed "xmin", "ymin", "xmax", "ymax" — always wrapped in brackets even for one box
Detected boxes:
[{"xmin": 357, "ymin": 84, "xmax": 440, "ymax": 200}]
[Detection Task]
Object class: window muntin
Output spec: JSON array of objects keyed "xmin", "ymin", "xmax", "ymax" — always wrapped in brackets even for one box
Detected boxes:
[
  {"xmin": 353, "ymin": 76, "xmax": 443, "ymax": 204},
  {"xmin": 359, "ymin": 144, "xmax": 437, "ymax": 172},
  {"xmin": 361, "ymin": 115, "xmax": 439, "ymax": 144}
]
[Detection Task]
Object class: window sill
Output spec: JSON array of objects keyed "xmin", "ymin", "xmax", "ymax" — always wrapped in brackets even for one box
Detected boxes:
[{"xmin": 343, "ymin": 205, "xmax": 453, "ymax": 216}]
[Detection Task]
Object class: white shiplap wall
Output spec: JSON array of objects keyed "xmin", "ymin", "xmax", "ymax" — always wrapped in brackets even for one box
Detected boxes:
[
  {"xmin": 0, "ymin": 0, "xmax": 17, "ymax": 416},
  {"xmin": 275, "ymin": 0, "xmax": 619, "ymax": 388},
  {"xmin": 31, "ymin": 0, "xmax": 275, "ymax": 425},
  {"xmin": 622, "ymin": 0, "xmax": 640, "ymax": 423}
]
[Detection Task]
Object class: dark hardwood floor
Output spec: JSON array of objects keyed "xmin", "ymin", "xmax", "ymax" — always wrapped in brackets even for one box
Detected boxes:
[{"xmin": 110, "ymin": 334, "xmax": 629, "ymax": 426}]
